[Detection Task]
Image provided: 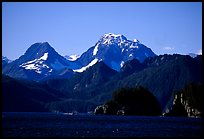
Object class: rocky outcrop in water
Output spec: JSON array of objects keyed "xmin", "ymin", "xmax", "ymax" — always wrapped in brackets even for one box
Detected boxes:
[{"xmin": 164, "ymin": 83, "xmax": 203, "ymax": 118}]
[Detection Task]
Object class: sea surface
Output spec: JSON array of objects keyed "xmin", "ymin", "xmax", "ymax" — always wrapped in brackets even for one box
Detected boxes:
[{"xmin": 2, "ymin": 112, "xmax": 203, "ymax": 137}]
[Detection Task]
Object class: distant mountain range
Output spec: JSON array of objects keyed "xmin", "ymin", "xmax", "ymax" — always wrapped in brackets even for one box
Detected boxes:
[
  {"xmin": 2, "ymin": 42, "xmax": 78, "ymax": 81},
  {"xmin": 2, "ymin": 33, "xmax": 202, "ymax": 115},
  {"xmin": 2, "ymin": 33, "xmax": 156, "ymax": 81}
]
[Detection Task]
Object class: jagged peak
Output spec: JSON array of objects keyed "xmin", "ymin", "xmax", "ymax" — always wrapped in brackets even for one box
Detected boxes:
[
  {"xmin": 103, "ymin": 33, "xmax": 124, "ymax": 38},
  {"xmin": 97, "ymin": 33, "xmax": 142, "ymax": 47},
  {"xmin": 97, "ymin": 33, "xmax": 128, "ymax": 45}
]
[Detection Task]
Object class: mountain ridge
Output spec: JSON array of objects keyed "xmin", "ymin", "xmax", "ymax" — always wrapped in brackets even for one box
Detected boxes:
[
  {"xmin": 3, "ymin": 33, "xmax": 156, "ymax": 80},
  {"xmin": 2, "ymin": 54, "xmax": 202, "ymax": 114}
]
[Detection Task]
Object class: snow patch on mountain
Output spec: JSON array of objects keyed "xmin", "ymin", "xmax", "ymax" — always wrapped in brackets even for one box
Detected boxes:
[
  {"xmin": 120, "ymin": 61, "xmax": 125, "ymax": 68},
  {"xmin": 19, "ymin": 52, "xmax": 51, "ymax": 74},
  {"xmin": 48, "ymin": 69, "xmax": 53, "ymax": 72},
  {"xmin": 65, "ymin": 54, "xmax": 80, "ymax": 61},
  {"xmin": 93, "ymin": 43, "xmax": 99, "ymax": 56},
  {"xmin": 104, "ymin": 33, "xmax": 121, "ymax": 38},
  {"xmin": 129, "ymin": 53, "xmax": 133, "ymax": 57},
  {"xmin": 129, "ymin": 44, "xmax": 138, "ymax": 49},
  {"xmin": 20, "ymin": 62, "xmax": 50, "ymax": 74},
  {"xmin": 99, "ymin": 33, "xmax": 127, "ymax": 46},
  {"xmin": 73, "ymin": 58, "xmax": 98, "ymax": 72},
  {"xmin": 122, "ymin": 48, "xmax": 124, "ymax": 52},
  {"xmin": 40, "ymin": 52, "xmax": 48, "ymax": 60},
  {"xmin": 133, "ymin": 39, "xmax": 138, "ymax": 42}
]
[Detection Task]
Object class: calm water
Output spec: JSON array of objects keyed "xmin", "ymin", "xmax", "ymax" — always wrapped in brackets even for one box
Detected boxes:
[{"xmin": 2, "ymin": 112, "xmax": 203, "ymax": 137}]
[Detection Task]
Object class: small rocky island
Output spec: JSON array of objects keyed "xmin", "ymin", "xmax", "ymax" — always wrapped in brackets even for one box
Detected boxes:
[{"xmin": 94, "ymin": 86, "xmax": 162, "ymax": 116}]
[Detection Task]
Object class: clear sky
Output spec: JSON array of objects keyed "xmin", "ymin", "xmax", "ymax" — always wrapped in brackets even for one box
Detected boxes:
[{"xmin": 2, "ymin": 2, "xmax": 202, "ymax": 60}]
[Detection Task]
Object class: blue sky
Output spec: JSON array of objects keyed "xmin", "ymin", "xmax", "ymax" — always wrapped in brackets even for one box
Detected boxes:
[{"xmin": 2, "ymin": 2, "xmax": 202, "ymax": 60}]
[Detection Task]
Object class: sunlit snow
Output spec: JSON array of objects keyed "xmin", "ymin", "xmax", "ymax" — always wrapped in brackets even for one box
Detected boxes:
[
  {"xmin": 129, "ymin": 53, "xmax": 133, "ymax": 57},
  {"xmin": 130, "ymin": 44, "xmax": 138, "ymax": 49},
  {"xmin": 102, "ymin": 33, "xmax": 126, "ymax": 45},
  {"xmin": 67, "ymin": 54, "xmax": 80, "ymax": 61},
  {"xmin": 133, "ymin": 39, "xmax": 138, "ymax": 42},
  {"xmin": 19, "ymin": 52, "xmax": 50, "ymax": 74},
  {"xmin": 73, "ymin": 58, "xmax": 98, "ymax": 72},
  {"xmin": 120, "ymin": 61, "xmax": 125, "ymax": 67},
  {"xmin": 39, "ymin": 52, "xmax": 48, "ymax": 60},
  {"xmin": 93, "ymin": 43, "xmax": 99, "ymax": 56}
]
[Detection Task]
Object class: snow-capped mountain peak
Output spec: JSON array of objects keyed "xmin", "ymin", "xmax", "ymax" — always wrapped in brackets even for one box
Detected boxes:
[
  {"xmin": 93, "ymin": 33, "xmax": 129, "ymax": 56},
  {"xmin": 98, "ymin": 33, "xmax": 127, "ymax": 46},
  {"xmin": 3, "ymin": 34, "xmax": 156, "ymax": 81},
  {"xmin": 80, "ymin": 33, "xmax": 156, "ymax": 71},
  {"xmin": 14, "ymin": 42, "xmax": 80, "ymax": 75}
]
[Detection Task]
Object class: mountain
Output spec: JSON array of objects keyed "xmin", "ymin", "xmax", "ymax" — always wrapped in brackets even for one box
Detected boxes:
[
  {"xmin": 68, "ymin": 54, "xmax": 202, "ymax": 112},
  {"xmin": 2, "ymin": 56, "xmax": 12, "ymax": 68},
  {"xmin": 2, "ymin": 33, "xmax": 156, "ymax": 80},
  {"xmin": 74, "ymin": 33, "xmax": 156, "ymax": 71},
  {"xmin": 112, "ymin": 54, "xmax": 202, "ymax": 111},
  {"xmin": 2, "ymin": 42, "xmax": 78, "ymax": 81},
  {"xmin": 43, "ymin": 54, "xmax": 202, "ymax": 113},
  {"xmin": 2, "ymin": 54, "xmax": 202, "ymax": 113},
  {"xmin": 119, "ymin": 58, "xmax": 146, "ymax": 78}
]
